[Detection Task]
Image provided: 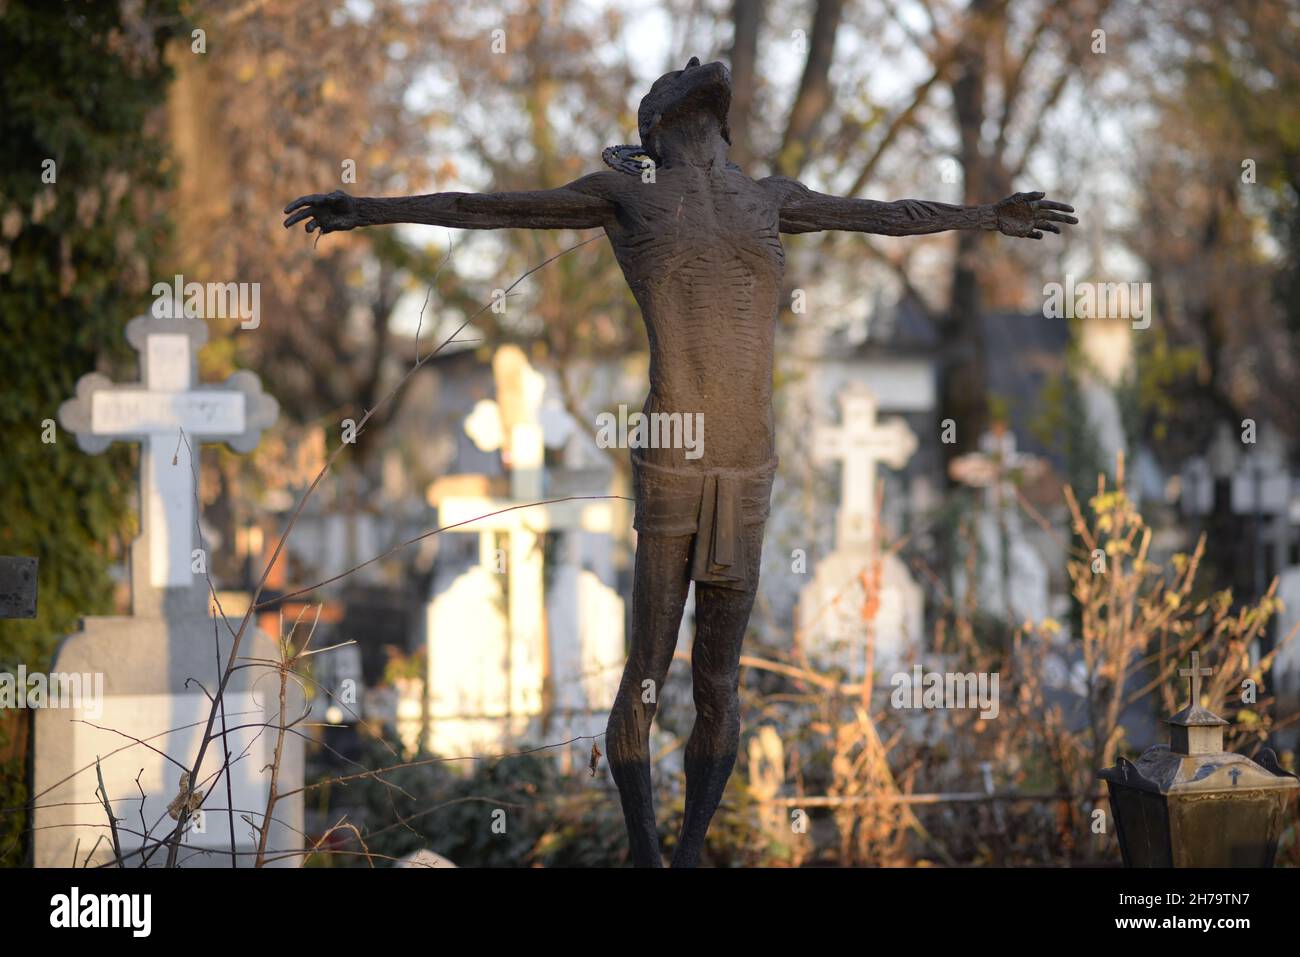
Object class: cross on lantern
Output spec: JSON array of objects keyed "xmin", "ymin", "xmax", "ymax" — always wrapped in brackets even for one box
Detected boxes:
[{"xmin": 1179, "ymin": 650, "xmax": 1213, "ymax": 709}]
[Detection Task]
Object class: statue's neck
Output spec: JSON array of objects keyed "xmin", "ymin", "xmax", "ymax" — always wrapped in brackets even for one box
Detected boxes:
[{"xmin": 654, "ymin": 116, "xmax": 729, "ymax": 170}]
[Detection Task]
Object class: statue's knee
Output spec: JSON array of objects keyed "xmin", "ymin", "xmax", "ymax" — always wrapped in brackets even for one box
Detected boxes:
[
  {"xmin": 691, "ymin": 668, "xmax": 739, "ymax": 716},
  {"xmin": 606, "ymin": 698, "xmax": 654, "ymax": 752}
]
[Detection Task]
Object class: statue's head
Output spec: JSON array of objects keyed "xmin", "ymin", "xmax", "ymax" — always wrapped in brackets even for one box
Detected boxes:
[
  {"xmin": 604, "ymin": 57, "xmax": 733, "ymax": 175},
  {"xmin": 638, "ymin": 57, "xmax": 732, "ymax": 152}
]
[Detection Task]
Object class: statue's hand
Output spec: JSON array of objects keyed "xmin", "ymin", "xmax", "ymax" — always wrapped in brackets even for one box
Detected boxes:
[
  {"xmin": 282, "ymin": 190, "xmax": 359, "ymax": 234},
  {"xmin": 994, "ymin": 190, "xmax": 1077, "ymax": 239}
]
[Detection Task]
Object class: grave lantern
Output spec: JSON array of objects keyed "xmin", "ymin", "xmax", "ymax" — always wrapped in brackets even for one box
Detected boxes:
[{"xmin": 1099, "ymin": 651, "xmax": 1299, "ymax": 867}]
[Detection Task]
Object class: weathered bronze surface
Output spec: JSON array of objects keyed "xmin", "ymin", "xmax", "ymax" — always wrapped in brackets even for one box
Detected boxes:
[
  {"xmin": 286, "ymin": 58, "xmax": 1077, "ymax": 867},
  {"xmin": 1100, "ymin": 652, "xmax": 1299, "ymax": 867}
]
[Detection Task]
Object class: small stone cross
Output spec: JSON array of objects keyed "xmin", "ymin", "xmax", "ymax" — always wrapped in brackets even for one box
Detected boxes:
[{"xmin": 1179, "ymin": 650, "xmax": 1213, "ymax": 709}]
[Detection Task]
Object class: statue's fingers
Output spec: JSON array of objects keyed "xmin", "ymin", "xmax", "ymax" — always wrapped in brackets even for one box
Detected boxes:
[
  {"xmin": 1029, "ymin": 229, "xmax": 1043, "ymax": 240},
  {"xmin": 283, "ymin": 208, "xmax": 313, "ymax": 229},
  {"xmin": 1039, "ymin": 210, "xmax": 1078, "ymax": 224},
  {"xmin": 1039, "ymin": 200, "xmax": 1074, "ymax": 213},
  {"xmin": 305, "ymin": 218, "xmax": 320, "ymax": 233},
  {"xmin": 1034, "ymin": 221, "xmax": 1061, "ymax": 234},
  {"xmin": 1021, "ymin": 190, "xmax": 1046, "ymax": 201},
  {"xmin": 284, "ymin": 194, "xmax": 326, "ymax": 214}
]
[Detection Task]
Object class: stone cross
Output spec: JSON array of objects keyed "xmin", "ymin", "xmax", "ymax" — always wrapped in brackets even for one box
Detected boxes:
[
  {"xmin": 433, "ymin": 347, "xmax": 613, "ymax": 723},
  {"xmin": 812, "ymin": 383, "xmax": 917, "ymax": 550},
  {"xmin": 58, "ymin": 316, "xmax": 278, "ymax": 597},
  {"xmin": 463, "ymin": 345, "xmax": 547, "ymax": 501},
  {"xmin": 37, "ymin": 315, "xmax": 298, "ymax": 868},
  {"xmin": 1180, "ymin": 650, "xmax": 1213, "ymax": 708}
]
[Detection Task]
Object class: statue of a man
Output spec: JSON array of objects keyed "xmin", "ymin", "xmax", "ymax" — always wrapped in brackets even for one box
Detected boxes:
[{"xmin": 285, "ymin": 57, "xmax": 1076, "ymax": 867}]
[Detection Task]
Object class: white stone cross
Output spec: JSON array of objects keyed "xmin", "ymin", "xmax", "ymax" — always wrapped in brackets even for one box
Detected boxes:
[
  {"xmin": 59, "ymin": 316, "xmax": 278, "ymax": 592},
  {"xmin": 813, "ymin": 383, "xmax": 918, "ymax": 550},
  {"xmin": 431, "ymin": 346, "xmax": 612, "ymax": 722}
]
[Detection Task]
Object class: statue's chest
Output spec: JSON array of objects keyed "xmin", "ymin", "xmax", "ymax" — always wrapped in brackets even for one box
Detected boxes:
[{"xmin": 611, "ymin": 172, "xmax": 783, "ymax": 277}]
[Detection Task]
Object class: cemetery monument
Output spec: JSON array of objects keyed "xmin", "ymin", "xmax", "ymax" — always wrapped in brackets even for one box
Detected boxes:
[
  {"xmin": 34, "ymin": 315, "xmax": 299, "ymax": 868},
  {"xmin": 285, "ymin": 57, "xmax": 1076, "ymax": 866}
]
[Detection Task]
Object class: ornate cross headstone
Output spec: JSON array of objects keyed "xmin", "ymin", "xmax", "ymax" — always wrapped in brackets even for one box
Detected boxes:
[
  {"xmin": 35, "ymin": 315, "xmax": 300, "ymax": 868},
  {"xmin": 812, "ymin": 384, "xmax": 918, "ymax": 550},
  {"xmin": 798, "ymin": 383, "xmax": 923, "ymax": 681},
  {"xmin": 58, "ymin": 316, "xmax": 278, "ymax": 600}
]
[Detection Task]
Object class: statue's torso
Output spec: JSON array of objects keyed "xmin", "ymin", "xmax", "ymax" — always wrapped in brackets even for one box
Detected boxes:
[{"xmin": 604, "ymin": 168, "xmax": 784, "ymax": 470}]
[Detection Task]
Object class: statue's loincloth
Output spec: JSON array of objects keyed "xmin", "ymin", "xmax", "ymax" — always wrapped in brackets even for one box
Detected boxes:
[{"xmin": 631, "ymin": 452, "xmax": 778, "ymax": 590}]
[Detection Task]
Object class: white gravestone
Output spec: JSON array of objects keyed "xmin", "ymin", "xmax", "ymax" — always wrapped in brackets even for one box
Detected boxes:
[
  {"xmin": 548, "ymin": 545, "xmax": 625, "ymax": 718},
  {"xmin": 426, "ymin": 346, "xmax": 624, "ymax": 758},
  {"xmin": 427, "ymin": 565, "xmax": 513, "ymax": 753},
  {"xmin": 1275, "ymin": 566, "xmax": 1300, "ymax": 744},
  {"xmin": 950, "ymin": 428, "xmax": 1050, "ymax": 627},
  {"xmin": 951, "ymin": 429, "xmax": 1050, "ymax": 624},
  {"xmin": 797, "ymin": 384, "xmax": 924, "ymax": 680},
  {"xmin": 35, "ymin": 315, "xmax": 299, "ymax": 867},
  {"xmin": 395, "ymin": 848, "xmax": 457, "ymax": 868}
]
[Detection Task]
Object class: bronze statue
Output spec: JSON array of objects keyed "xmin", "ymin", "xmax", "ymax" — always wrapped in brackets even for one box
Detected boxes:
[{"xmin": 284, "ymin": 57, "xmax": 1076, "ymax": 867}]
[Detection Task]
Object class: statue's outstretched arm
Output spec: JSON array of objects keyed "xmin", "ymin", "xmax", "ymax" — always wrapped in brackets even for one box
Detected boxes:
[
  {"xmin": 762, "ymin": 176, "xmax": 1076, "ymax": 240},
  {"xmin": 284, "ymin": 173, "xmax": 616, "ymax": 234}
]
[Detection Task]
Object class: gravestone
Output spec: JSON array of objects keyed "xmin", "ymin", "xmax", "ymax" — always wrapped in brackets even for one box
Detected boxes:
[
  {"xmin": 797, "ymin": 383, "xmax": 923, "ymax": 680},
  {"xmin": 34, "ymin": 315, "xmax": 300, "ymax": 867},
  {"xmin": 1275, "ymin": 565, "xmax": 1300, "ymax": 748},
  {"xmin": 0, "ymin": 556, "xmax": 38, "ymax": 619},
  {"xmin": 425, "ymin": 562, "xmax": 512, "ymax": 753},
  {"xmin": 425, "ymin": 346, "xmax": 624, "ymax": 759},
  {"xmin": 1187, "ymin": 434, "xmax": 1296, "ymax": 592},
  {"xmin": 1179, "ymin": 456, "xmax": 1215, "ymax": 517},
  {"xmin": 395, "ymin": 848, "xmax": 457, "ymax": 868},
  {"xmin": 950, "ymin": 427, "xmax": 1050, "ymax": 626},
  {"xmin": 548, "ymin": 542, "xmax": 625, "ymax": 721},
  {"xmin": 1229, "ymin": 440, "xmax": 1294, "ymax": 600},
  {"xmin": 314, "ymin": 641, "xmax": 364, "ymax": 725}
]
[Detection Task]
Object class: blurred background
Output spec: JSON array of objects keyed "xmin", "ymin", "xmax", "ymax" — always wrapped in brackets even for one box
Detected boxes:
[{"xmin": 2, "ymin": 0, "xmax": 1299, "ymax": 867}]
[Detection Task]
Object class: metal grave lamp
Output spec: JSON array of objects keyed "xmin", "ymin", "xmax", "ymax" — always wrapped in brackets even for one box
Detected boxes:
[{"xmin": 1100, "ymin": 651, "xmax": 1298, "ymax": 867}]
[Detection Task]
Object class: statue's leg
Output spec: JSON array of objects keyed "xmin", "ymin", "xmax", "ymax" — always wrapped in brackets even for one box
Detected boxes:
[
  {"xmin": 605, "ymin": 533, "xmax": 693, "ymax": 867},
  {"xmin": 671, "ymin": 521, "xmax": 765, "ymax": 868}
]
